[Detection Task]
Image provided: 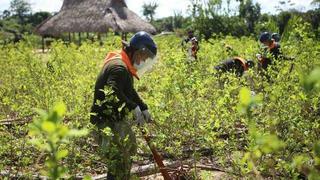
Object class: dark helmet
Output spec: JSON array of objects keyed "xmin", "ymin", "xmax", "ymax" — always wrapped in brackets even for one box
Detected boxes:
[
  {"xmin": 129, "ymin": 31, "xmax": 157, "ymax": 56},
  {"xmin": 246, "ymin": 59, "xmax": 255, "ymax": 68},
  {"xmin": 259, "ymin": 32, "xmax": 271, "ymax": 43},
  {"xmin": 271, "ymin": 33, "xmax": 281, "ymax": 42},
  {"xmin": 187, "ymin": 28, "xmax": 194, "ymax": 38},
  {"xmin": 186, "ymin": 27, "xmax": 194, "ymax": 34}
]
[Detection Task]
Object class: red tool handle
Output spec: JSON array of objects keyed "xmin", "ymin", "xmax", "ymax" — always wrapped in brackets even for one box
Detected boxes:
[{"xmin": 141, "ymin": 129, "xmax": 172, "ymax": 180}]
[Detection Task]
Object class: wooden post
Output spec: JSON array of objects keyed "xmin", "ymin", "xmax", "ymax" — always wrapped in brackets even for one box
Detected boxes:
[
  {"xmin": 68, "ymin": 32, "xmax": 71, "ymax": 44},
  {"xmin": 42, "ymin": 36, "xmax": 45, "ymax": 53},
  {"xmin": 90, "ymin": 33, "xmax": 95, "ymax": 43},
  {"xmin": 121, "ymin": 32, "xmax": 127, "ymax": 41},
  {"xmin": 122, "ymin": 32, "xmax": 128, "ymax": 41},
  {"xmin": 98, "ymin": 33, "xmax": 102, "ymax": 46},
  {"xmin": 78, "ymin": 32, "xmax": 81, "ymax": 45}
]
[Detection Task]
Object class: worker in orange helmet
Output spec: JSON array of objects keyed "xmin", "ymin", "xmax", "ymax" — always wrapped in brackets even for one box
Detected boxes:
[{"xmin": 214, "ymin": 57, "xmax": 255, "ymax": 77}]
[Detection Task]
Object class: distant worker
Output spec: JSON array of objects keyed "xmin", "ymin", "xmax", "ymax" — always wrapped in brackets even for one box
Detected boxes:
[
  {"xmin": 256, "ymin": 32, "xmax": 283, "ymax": 71},
  {"xmin": 214, "ymin": 57, "xmax": 255, "ymax": 77},
  {"xmin": 181, "ymin": 29, "xmax": 200, "ymax": 60},
  {"xmin": 90, "ymin": 31, "xmax": 157, "ymax": 180}
]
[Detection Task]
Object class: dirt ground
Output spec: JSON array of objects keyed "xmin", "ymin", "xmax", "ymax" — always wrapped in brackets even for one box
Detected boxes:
[{"xmin": 140, "ymin": 171, "xmax": 230, "ymax": 180}]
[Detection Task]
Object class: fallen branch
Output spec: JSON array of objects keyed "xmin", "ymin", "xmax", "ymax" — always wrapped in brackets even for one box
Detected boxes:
[
  {"xmin": 0, "ymin": 170, "xmax": 47, "ymax": 179},
  {"xmin": 90, "ymin": 160, "xmax": 229, "ymax": 179},
  {"xmin": 1, "ymin": 160, "xmax": 231, "ymax": 180},
  {"xmin": 0, "ymin": 114, "xmax": 34, "ymax": 125}
]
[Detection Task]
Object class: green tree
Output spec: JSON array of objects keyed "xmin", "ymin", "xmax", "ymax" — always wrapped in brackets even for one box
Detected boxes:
[
  {"xmin": 189, "ymin": 0, "xmax": 201, "ymax": 19},
  {"xmin": 1, "ymin": 10, "xmax": 11, "ymax": 19},
  {"xmin": 29, "ymin": 11, "xmax": 51, "ymax": 26},
  {"xmin": 311, "ymin": 0, "xmax": 320, "ymax": 8},
  {"xmin": 189, "ymin": 0, "xmax": 225, "ymax": 39},
  {"xmin": 238, "ymin": 0, "xmax": 261, "ymax": 33},
  {"xmin": 277, "ymin": 11, "xmax": 292, "ymax": 35},
  {"xmin": 29, "ymin": 102, "xmax": 88, "ymax": 179},
  {"xmin": 10, "ymin": 0, "xmax": 31, "ymax": 24},
  {"xmin": 142, "ymin": 1, "xmax": 158, "ymax": 22},
  {"xmin": 304, "ymin": 9, "xmax": 320, "ymax": 38},
  {"xmin": 173, "ymin": 11, "xmax": 185, "ymax": 29},
  {"xmin": 155, "ymin": 17, "xmax": 174, "ymax": 31}
]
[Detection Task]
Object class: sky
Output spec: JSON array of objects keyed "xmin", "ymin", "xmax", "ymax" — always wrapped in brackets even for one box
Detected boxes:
[{"xmin": 0, "ymin": 0, "xmax": 316, "ymax": 19}]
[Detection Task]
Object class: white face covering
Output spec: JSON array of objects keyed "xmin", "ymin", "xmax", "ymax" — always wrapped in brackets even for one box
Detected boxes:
[
  {"xmin": 134, "ymin": 57, "xmax": 158, "ymax": 76},
  {"xmin": 133, "ymin": 48, "xmax": 157, "ymax": 76}
]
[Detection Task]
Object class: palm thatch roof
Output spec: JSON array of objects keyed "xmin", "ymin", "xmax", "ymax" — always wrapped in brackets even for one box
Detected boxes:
[{"xmin": 35, "ymin": 0, "xmax": 156, "ymax": 36}]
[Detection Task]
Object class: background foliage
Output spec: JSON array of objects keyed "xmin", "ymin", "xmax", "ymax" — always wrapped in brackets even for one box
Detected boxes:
[
  {"xmin": 0, "ymin": 0, "xmax": 319, "ymax": 178},
  {"xmin": 0, "ymin": 18, "xmax": 319, "ymax": 178}
]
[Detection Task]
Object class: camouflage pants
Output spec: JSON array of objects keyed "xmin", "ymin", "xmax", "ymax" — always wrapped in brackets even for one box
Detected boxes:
[{"xmin": 94, "ymin": 118, "xmax": 137, "ymax": 180}]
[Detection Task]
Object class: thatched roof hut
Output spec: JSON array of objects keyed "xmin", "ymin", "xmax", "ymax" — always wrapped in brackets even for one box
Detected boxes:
[{"xmin": 35, "ymin": 0, "xmax": 156, "ymax": 36}]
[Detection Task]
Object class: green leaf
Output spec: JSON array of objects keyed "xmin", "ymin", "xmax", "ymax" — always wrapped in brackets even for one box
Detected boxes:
[
  {"xmin": 34, "ymin": 108, "xmax": 48, "ymax": 119},
  {"xmin": 308, "ymin": 68, "xmax": 320, "ymax": 84},
  {"xmin": 41, "ymin": 121, "xmax": 56, "ymax": 133},
  {"xmin": 303, "ymin": 68, "xmax": 320, "ymax": 92},
  {"xmin": 314, "ymin": 141, "xmax": 320, "ymax": 158},
  {"xmin": 258, "ymin": 134, "xmax": 285, "ymax": 153},
  {"xmin": 83, "ymin": 175, "xmax": 92, "ymax": 180},
  {"xmin": 101, "ymin": 127, "xmax": 113, "ymax": 136},
  {"xmin": 68, "ymin": 129, "xmax": 89, "ymax": 137},
  {"xmin": 58, "ymin": 126, "xmax": 69, "ymax": 137},
  {"xmin": 239, "ymin": 87, "xmax": 251, "ymax": 106},
  {"xmin": 56, "ymin": 149, "xmax": 68, "ymax": 160},
  {"xmin": 292, "ymin": 155, "xmax": 309, "ymax": 169},
  {"xmin": 118, "ymin": 103, "xmax": 126, "ymax": 112},
  {"xmin": 54, "ymin": 102, "xmax": 66, "ymax": 117}
]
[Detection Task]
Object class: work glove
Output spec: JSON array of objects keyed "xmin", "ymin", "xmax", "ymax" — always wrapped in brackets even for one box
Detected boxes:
[
  {"xmin": 256, "ymin": 53, "xmax": 262, "ymax": 60},
  {"xmin": 134, "ymin": 106, "xmax": 145, "ymax": 126},
  {"xmin": 250, "ymin": 90, "xmax": 256, "ymax": 96},
  {"xmin": 142, "ymin": 109, "xmax": 152, "ymax": 123}
]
